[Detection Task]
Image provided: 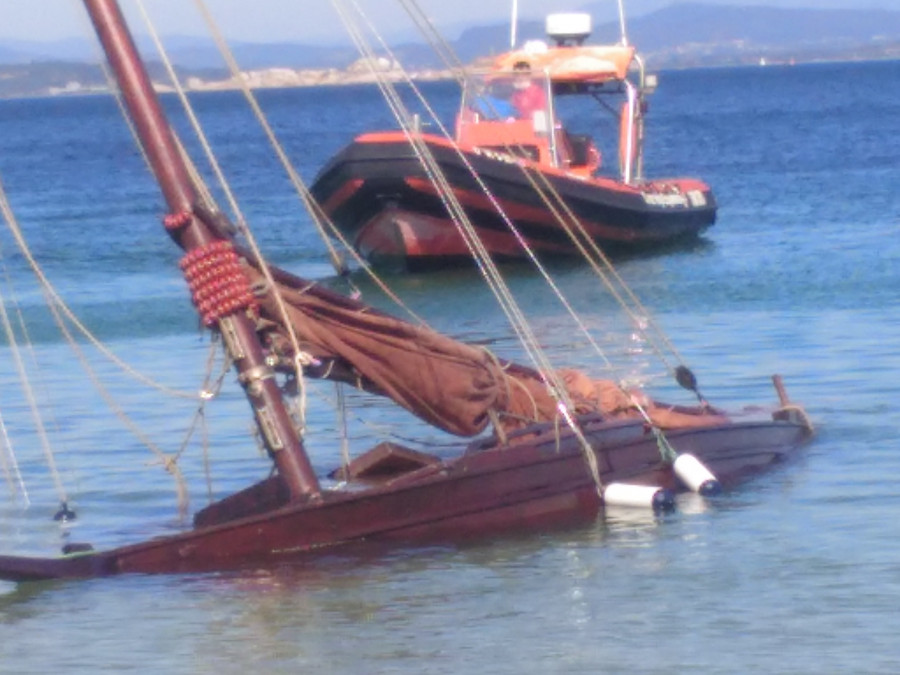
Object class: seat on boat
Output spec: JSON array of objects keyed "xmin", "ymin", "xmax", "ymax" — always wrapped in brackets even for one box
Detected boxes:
[
  {"xmin": 329, "ymin": 442, "xmax": 442, "ymax": 482},
  {"xmin": 566, "ymin": 133, "xmax": 594, "ymax": 166},
  {"xmin": 560, "ymin": 130, "xmax": 601, "ymax": 172}
]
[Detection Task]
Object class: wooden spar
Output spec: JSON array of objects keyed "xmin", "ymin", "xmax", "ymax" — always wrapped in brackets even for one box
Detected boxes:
[{"xmin": 81, "ymin": 0, "xmax": 321, "ymax": 502}]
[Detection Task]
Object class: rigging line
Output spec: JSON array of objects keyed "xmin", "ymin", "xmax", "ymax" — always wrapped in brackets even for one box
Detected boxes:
[
  {"xmin": 517, "ymin": 165, "xmax": 687, "ymax": 371},
  {"xmin": 139, "ymin": 0, "xmax": 436, "ymax": 445},
  {"xmin": 400, "ymin": 24, "xmax": 704, "ymax": 425},
  {"xmin": 339, "ymin": 1, "xmax": 615, "ymax": 386},
  {"xmin": 185, "ymin": 1, "xmax": 347, "ymax": 277},
  {"xmin": 330, "ymin": 5, "xmax": 527, "ymax": 348},
  {"xmin": 184, "ymin": 2, "xmax": 428, "ymax": 331},
  {"xmin": 2, "ymin": 37, "xmax": 206, "ymax": 404},
  {"xmin": 492, "ymin": 139, "xmax": 687, "ymax": 371},
  {"xmin": 198, "ymin": 336, "xmax": 232, "ymax": 503},
  {"xmin": 358, "ymin": 15, "xmax": 618, "ymax": 375},
  {"xmin": 349, "ymin": 2, "xmax": 683, "ymax": 479},
  {"xmin": 396, "ymin": 1, "xmax": 689, "ymax": 376},
  {"xmin": 55, "ymin": 308, "xmax": 190, "ymax": 515},
  {"xmin": 177, "ymin": 0, "xmax": 333, "ymax": 271},
  {"xmin": 2, "ymin": 213, "xmax": 204, "ymax": 516},
  {"xmin": 0, "ymin": 268, "xmax": 67, "ymax": 504},
  {"xmin": 0, "ymin": 202, "xmax": 69, "ymax": 506},
  {"xmin": 161, "ymin": 2, "xmax": 434, "ymax": 431},
  {"xmin": 160, "ymin": 339, "xmax": 230, "ymax": 511},
  {"xmin": 200, "ymin": 402, "xmax": 213, "ymax": 502},
  {"xmin": 0, "ymin": 183, "xmax": 199, "ymax": 400},
  {"xmin": 1, "ymin": 173, "xmax": 192, "ymax": 510},
  {"xmin": 139, "ymin": 0, "xmax": 317, "ymax": 432},
  {"xmin": 307, "ymin": 375, "xmax": 466, "ymax": 450},
  {"xmin": 0, "ymin": 408, "xmax": 29, "ymax": 508},
  {"xmin": 334, "ymin": 3, "xmax": 521, "ymax": 317},
  {"xmin": 336, "ymin": 382, "xmax": 351, "ymax": 474},
  {"xmin": 397, "ymin": 0, "xmax": 467, "ymax": 86},
  {"xmin": 173, "ymin": 134, "xmax": 219, "ymax": 215},
  {"xmin": 334, "ymin": 1, "xmax": 605, "ymax": 492},
  {"xmin": 0, "ymin": 221, "xmax": 67, "ymax": 507},
  {"xmin": 95, "ymin": 35, "xmax": 222, "ymax": 231},
  {"xmin": 93, "ymin": 26, "xmax": 242, "ymax": 386},
  {"xmin": 336, "ymin": 1, "xmax": 570, "ymax": 400},
  {"xmin": 330, "ymin": 90, "xmax": 552, "ymax": 431},
  {"xmin": 171, "ymin": 337, "xmax": 229, "ymax": 466},
  {"xmin": 106, "ymin": 8, "xmax": 428, "ymax": 446},
  {"xmin": 131, "ymin": 1, "xmax": 245, "ymax": 226},
  {"xmin": 471, "ymin": 180, "xmax": 687, "ymax": 445},
  {"xmin": 409, "ymin": 61, "xmax": 658, "ymax": 360}
]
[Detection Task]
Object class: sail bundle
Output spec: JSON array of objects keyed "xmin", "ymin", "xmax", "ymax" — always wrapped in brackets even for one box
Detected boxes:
[{"xmin": 244, "ymin": 262, "xmax": 728, "ymax": 438}]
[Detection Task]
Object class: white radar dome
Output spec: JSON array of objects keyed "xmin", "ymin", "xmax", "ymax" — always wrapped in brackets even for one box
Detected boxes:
[{"xmin": 545, "ymin": 13, "xmax": 592, "ymax": 46}]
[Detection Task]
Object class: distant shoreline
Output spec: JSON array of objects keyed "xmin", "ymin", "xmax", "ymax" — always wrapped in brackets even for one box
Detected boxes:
[
  {"xmin": 1, "ymin": 54, "xmax": 898, "ymax": 102},
  {"xmin": 4, "ymin": 2, "xmax": 899, "ymax": 100}
]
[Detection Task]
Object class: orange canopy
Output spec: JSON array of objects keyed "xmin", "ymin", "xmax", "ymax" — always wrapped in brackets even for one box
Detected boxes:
[{"xmin": 492, "ymin": 45, "xmax": 636, "ymax": 84}]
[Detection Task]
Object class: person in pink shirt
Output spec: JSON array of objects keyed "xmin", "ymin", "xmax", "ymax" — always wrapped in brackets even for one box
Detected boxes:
[{"xmin": 510, "ymin": 61, "xmax": 547, "ymax": 121}]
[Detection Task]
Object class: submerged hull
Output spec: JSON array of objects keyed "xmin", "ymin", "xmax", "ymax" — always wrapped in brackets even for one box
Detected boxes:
[
  {"xmin": 0, "ymin": 410, "xmax": 809, "ymax": 581},
  {"xmin": 311, "ymin": 132, "xmax": 717, "ymax": 267}
]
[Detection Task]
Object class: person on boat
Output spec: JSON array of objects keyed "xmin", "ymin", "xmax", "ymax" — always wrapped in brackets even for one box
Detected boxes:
[
  {"xmin": 510, "ymin": 60, "xmax": 547, "ymax": 121},
  {"xmin": 471, "ymin": 80, "xmax": 517, "ymax": 120}
]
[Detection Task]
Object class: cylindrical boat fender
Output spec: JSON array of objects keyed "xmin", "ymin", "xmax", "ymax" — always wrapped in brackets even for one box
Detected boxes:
[
  {"xmin": 673, "ymin": 453, "xmax": 721, "ymax": 495},
  {"xmin": 603, "ymin": 483, "xmax": 675, "ymax": 511}
]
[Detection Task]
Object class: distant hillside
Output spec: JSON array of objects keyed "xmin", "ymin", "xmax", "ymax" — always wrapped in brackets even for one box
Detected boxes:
[
  {"xmin": 174, "ymin": 4, "xmax": 900, "ymax": 68},
  {"xmin": 0, "ymin": 60, "xmax": 226, "ymax": 99},
  {"xmin": 450, "ymin": 4, "xmax": 900, "ymax": 66},
  {"xmin": 627, "ymin": 4, "xmax": 900, "ymax": 50},
  {"xmin": 605, "ymin": 4, "xmax": 900, "ymax": 65},
  {"xmin": 0, "ymin": 62, "xmax": 106, "ymax": 98},
  {"xmin": 2, "ymin": 3, "xmax": 899, "ymax": 97}
]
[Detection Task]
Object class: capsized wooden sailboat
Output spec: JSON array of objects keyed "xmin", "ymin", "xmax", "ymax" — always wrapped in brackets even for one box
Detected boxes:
[{"xmin": 0, "ymin": 0, "xmax": 811, "ymax": 582}]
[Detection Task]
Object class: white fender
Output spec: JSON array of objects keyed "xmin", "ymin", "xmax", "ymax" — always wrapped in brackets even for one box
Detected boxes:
[
  {"xmin": 673, "ymin": 454, "xmax": 721, "ymax": 495},
  {"xmin": 603, "ymin": 482, "xmax": 675, "ymax": 510}
]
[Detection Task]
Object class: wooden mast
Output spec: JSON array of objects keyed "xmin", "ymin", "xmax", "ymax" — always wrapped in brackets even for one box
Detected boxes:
[{"xmin": 81, "ymin": 0, "xmax": 321, "ymax": 501}]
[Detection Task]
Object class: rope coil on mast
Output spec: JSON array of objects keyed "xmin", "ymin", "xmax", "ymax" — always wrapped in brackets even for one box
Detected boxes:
[{"xmin": 179, "ymin": 241, "xmax": 259, "ymax": 327}]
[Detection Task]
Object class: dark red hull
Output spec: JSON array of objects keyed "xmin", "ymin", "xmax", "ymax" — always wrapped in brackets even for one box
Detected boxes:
[
  {"xmin": 0, "ymin": 410, "xmax": 809, "ymax": 581},
  {"xmin": 311, "ymin": 132, "xmax": 717, "ymax": 268}
]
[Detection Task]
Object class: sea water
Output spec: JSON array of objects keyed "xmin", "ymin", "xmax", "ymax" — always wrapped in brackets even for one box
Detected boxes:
[{"xmin": 0, "ymin": 59, "xmax": 898, "ymax": 673}]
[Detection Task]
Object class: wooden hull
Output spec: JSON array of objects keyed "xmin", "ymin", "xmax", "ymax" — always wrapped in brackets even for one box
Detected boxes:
[
  {"xmin": 310, "ymin": 132, "xmax": 717, "ymax": 268},
  {"xmin": 0, "ymin": 412, "xmax": 810, "ymax": 581}
]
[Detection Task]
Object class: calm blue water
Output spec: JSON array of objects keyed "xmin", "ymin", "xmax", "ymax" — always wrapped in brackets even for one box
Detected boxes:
[{"xmin": 0, "ymin": 59, "xmax": 899, "ymax": 673}]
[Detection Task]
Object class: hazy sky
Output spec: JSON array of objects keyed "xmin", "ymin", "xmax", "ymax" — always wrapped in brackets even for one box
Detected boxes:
[{"xmin": 0, "ymin": 0, "xmax": 890, "ymax": 44}]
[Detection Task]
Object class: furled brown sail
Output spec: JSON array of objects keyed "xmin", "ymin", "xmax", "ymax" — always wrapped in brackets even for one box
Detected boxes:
[
  {"xmin": 242, "ymin": 260, "xmax": 727, "ymax": 437},
  {"xmin": 249, "ymin": 262, "xmax": 505, "ymax": 436}
]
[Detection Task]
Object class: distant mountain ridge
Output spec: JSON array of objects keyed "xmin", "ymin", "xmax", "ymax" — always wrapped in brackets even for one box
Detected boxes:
[
  {"xmin": 2, "ymin": 3, "xmax": 899, "ymax": 97},
  {"xmin": 452, "ymin": 4, "xmax": 900, "ymax": 65},
  {"xmin": 631, "ymin": 3, "xmax": 900, "ymax": 49}
]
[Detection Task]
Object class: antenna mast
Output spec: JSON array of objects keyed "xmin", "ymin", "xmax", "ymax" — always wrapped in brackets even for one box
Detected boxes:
[{"xmin": 617, "ymin": 0, "xmax": 629, "ymax": 46}]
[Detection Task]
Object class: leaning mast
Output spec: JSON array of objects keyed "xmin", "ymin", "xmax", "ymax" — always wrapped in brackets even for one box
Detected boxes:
[{"xmin": 80, "ymin": 0, "xmax": 321, "ymax": 501}]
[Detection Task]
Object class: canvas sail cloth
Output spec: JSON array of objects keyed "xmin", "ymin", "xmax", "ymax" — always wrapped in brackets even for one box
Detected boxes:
[{"xmin": 246, "ymin": 263, "xmax": 726, "ymax": 438}]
